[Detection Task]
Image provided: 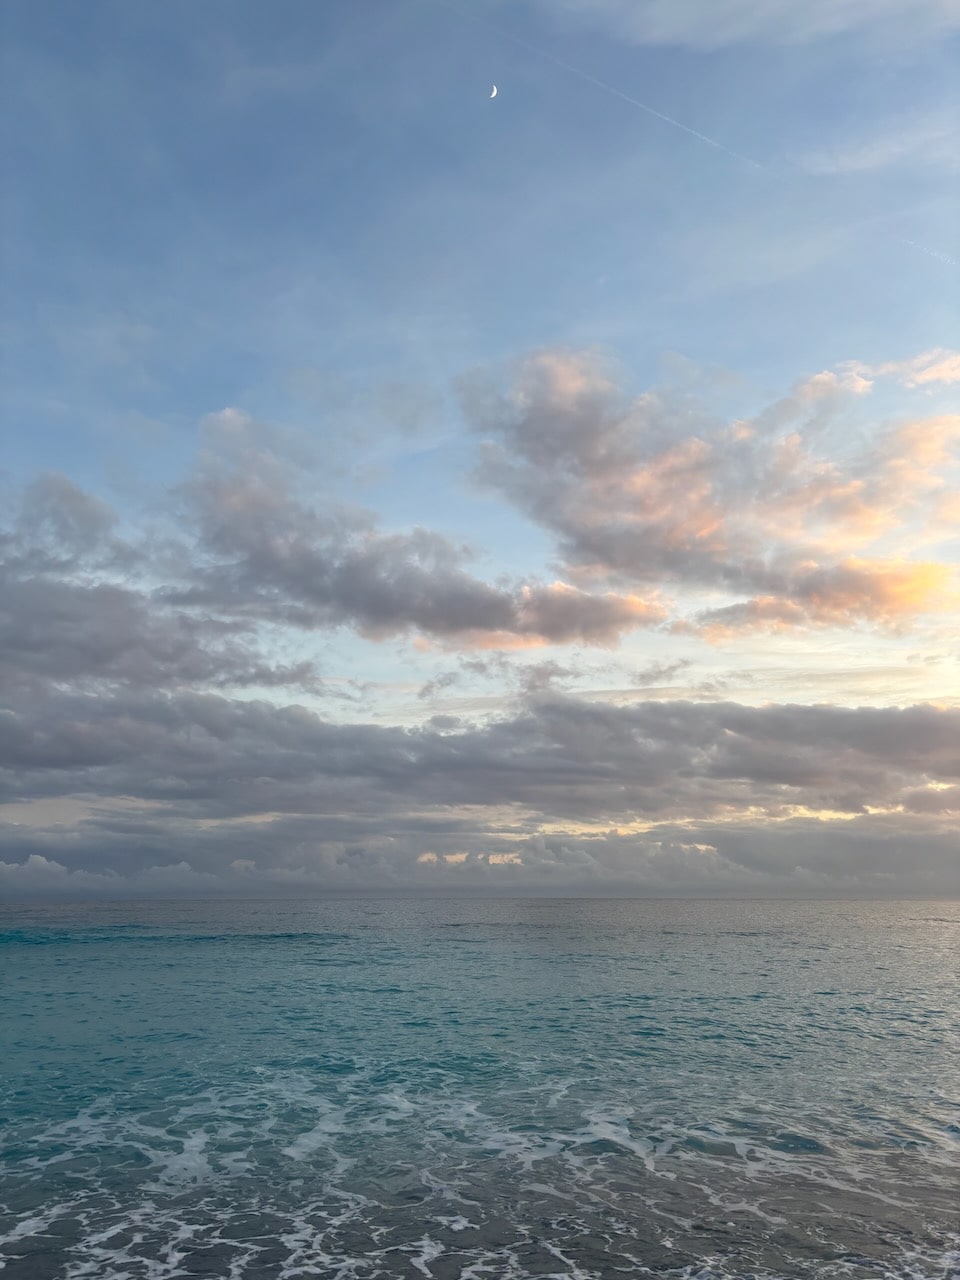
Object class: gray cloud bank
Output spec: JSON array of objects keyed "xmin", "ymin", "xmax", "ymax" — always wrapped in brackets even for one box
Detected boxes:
[{"xmin": 2, "ymin": 685, "xmax": 957, "ymax": 899}]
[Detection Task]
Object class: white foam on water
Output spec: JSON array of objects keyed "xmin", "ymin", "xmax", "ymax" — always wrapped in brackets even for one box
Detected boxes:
[
  {"xmin": 419, "ymin": 1165, "xmax": 482, "ymax": 1207},
  {"xmin": 541, "ymin": 1238, "xmax": 603, "ymax": 1280},
  {"xmin": 435, "ymin": 1213, "xmax": 474, "ymax": 1230},
  {"xmin": 892, "ymin": 1234, "xmax": 960, "ymax": 1280},
  {"xmin": 0, "ymin": 1201, "xmax": 74, "ymax": 1246},
  {"xmin": 704, "ymin": 1193, "xmax": 787, "ymax": 1226},
  {"xmin": 5, "ymin": 1067, "xmax": 958, "ymax": 1280},
  {"xmin": 546, "ymin": 1078, "xmax": 576, "ymax": 1108},
  {"xmin": 281, "ymin": 1110, "xmax": 351, "ymax": 1164},
  {"xmin": 478, "ymin": 1124, "xmax": 564, "ymax": 1170},
  {"xmin": 408, "ymin": 1234, "xmax": 445, "ymax": 1276},
  {"xmin": 520, "ymin": 1180, "xmax": 579, "ymax": 1201},
  {"xmin": 147, "ymin": 1129, "xmax": 212, "ymax": 1187},
  {"xmin": 57, "ymin": 1203, "xmax": 232, "ymax": 1280},
  {"xmin": 377, "ymin": 1090, "xmax": 415, "ymax": 1115},
  {"xmin": 663, "ymin": 1114, "xmax": 930, "ymax": 1211},
  {"xmin": 5, "ymin": 1190, "xmax": 957, "ymax": 1280},
  {"xmin": 456, "ymin": 1243, "xmax": 531, "ymax": 1280},
  {"xmin": 573, "ymin": 1107, "xmax": 658, "ymax": 1170}
]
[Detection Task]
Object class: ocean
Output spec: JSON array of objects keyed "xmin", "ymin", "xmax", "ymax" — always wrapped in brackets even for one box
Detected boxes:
[{"xmin": 1, "ymin": 898, "xmax": 958, "ymax": 1279}]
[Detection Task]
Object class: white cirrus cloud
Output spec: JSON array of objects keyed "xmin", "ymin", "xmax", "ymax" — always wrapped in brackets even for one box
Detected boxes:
[{"xmin": 515, "ymin": 0, "xmax": 960, "ymax": 47}]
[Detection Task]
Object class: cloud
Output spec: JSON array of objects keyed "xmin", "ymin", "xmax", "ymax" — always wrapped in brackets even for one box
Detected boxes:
[
  {"xmin": 1, "ymin": 688, "xmax": 956, "ymax": 898},
  {"xmin": 795, "ymin": 114, "xmax": 960, "ymax": 177},
  {"xmin": 693, "ymin": 559, "xmax": 954, "ymax": 636},
  {"xmin": 630, "ymin": 658, "xmax": 695, "ymax": 687},
  {"xmin": 0, "ymin": 475, "xmax": 323, "ymax": 695},
  {"xmin": 0, "ymin": 572, "xmax": 323, "ymax": 693},
  {"xmin": 164, "ymin": 415, "xmax": 662, "ymax": 648},
  {"xmin": 2, "ymin": 350, "xmax": 957, "ymax": 900},
  {"xmin": 7, "ymin": 349, "xmax": 953, "ymax": 694},
  {"xmin": 2, "ymin": 457, "xmax": 663, "ymax": 690},
  {"xmin": 5, "ymin": 472, "xmax": 128, "ymax": 574},
  {"xmin": 851, "ymin": 349, "xmax": 960, "ymax": 389},
  {"xmin": 463, "ymin": 349, "xmax": 959, "ymax": 635},
  {"xmin": 519, "ymin": 0, "xmax": 960, "ymax": 47},
  {"xmin": 12, "ymin": 688, "xmax": 957, "ymax": 822}
]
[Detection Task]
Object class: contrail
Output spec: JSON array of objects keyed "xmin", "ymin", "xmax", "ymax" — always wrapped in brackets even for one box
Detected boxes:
[
  {"xmin": 457, "ymin": 8, "xmax": 955, "ymax": 271},
  {"xmin": 473, "ymin": 16, "xmax": 764, "ymax": 171},
  {"xmin": 900, "ymin": 238, "xmax": 958, "ymax": 268}
]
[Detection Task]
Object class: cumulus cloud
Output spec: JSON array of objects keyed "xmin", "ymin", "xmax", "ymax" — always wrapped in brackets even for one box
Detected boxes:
[
  {"xmin": 463, "ymin": 349, "xmax": 959, "ymax": 635},
  {"xmin": 2, "ymin": 469, "xmax": 660, "ymax": 697},
  {"xmin": 164, "ymin": 415, "xmax": 662, "ymax": 647},
  {"xmin": 0, "ymin": 573, "xmax": 322, "ymax": 693},
  {"xmin": 4, "ymin": 472, "xmax": 130, "ymax": 575},
  {"xmin": 0, "ymin": 475, "xmax": 323, "ymax": 695}
]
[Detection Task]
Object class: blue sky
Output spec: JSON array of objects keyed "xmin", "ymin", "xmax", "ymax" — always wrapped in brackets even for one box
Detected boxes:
[{"xmin": 1, "ymin": 0, "xmax": 958, "ymax": 898}]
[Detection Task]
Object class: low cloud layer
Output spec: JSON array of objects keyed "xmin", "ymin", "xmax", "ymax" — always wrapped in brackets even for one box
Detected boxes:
[{"xmin": 1, "ymin": 688, "xmax": 957, "ymax": 898}]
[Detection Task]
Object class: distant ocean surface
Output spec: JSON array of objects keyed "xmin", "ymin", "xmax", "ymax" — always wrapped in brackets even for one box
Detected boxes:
[{"xmin": 2, "ymin": 898, "xmax": 958, "ymax": 1280}]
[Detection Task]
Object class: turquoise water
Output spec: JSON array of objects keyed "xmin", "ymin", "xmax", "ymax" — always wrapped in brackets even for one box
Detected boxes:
[{"xmin": 2, "ymin": 898, "xmax": 958, "ymax": 1279}]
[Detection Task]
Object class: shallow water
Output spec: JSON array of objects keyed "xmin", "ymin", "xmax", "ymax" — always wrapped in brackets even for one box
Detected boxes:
[{"xmin": 2, "ymin": 898, "xmax": 958, "ymax": 1278}]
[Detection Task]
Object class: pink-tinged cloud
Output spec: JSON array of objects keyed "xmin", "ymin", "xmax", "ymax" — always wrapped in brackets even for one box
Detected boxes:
[
  {"xmin": 172, "ymin": 448, "xmax": 665, "ymax": 649},
  {"xmin": 465, "ymin": 348, "xmax": 960, "ymax": 636},
  {"xmin": 850, "ymin": 348, "xmax": 960, "ymax": 388},
  {"xmin": 5, "ymin": 452, "xmax": 662, "ymax": 664},
  {"xmin": 415, "ymin": 584, "xmax": 666, "ymax": 651}
]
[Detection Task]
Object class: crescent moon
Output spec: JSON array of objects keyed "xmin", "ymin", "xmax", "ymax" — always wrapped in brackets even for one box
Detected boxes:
[{"xmin": 490, "ymin": 84, "xmax": 498, "ymax": 99}]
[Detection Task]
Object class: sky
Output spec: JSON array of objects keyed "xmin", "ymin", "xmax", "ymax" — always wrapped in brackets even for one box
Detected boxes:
[{"xmin": 1, "ymin": 0, "xmax": 958, "ymax": 900}]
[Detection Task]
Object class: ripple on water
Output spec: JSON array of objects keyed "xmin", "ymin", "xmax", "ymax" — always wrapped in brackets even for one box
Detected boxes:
[{"xmin": 2, "ymin": 898, "xmax": 959, "ymax": 1278}]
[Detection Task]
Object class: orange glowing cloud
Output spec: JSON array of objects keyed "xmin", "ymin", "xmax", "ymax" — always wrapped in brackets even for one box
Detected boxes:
[
  {"xmin": 797, "ymin": 558, "xmax": 953, "ymax": 621},
  {"xmin": 469, "ymin": 347, "xmax": 960, "ymax": 638},
  {"xmin": 698, "ymin": 559, "xmax": 954, "ymax": 637}
]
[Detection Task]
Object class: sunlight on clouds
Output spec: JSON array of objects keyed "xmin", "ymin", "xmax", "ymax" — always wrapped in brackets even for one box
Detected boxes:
[
  {"xmin": 3, "ymin": 347, "xmax": 957, "ymax": 898},
  {"xmin": 2, "ymin": 0, "xmax": 957, "ymax": 904},
  {"xmin": 467, "ymin": 348, "xmax": 960, "ymax": 638},
  {"xmin": 698, "ymin": 560, "xmax": 955, "ymax": 637},
  {"xmin": 852, "ymin": 349, "xmax": 960, "ymax": 389},
  {"xmin": 884, "ymin": 414, "xmax": 960, "ymax": 474}
]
